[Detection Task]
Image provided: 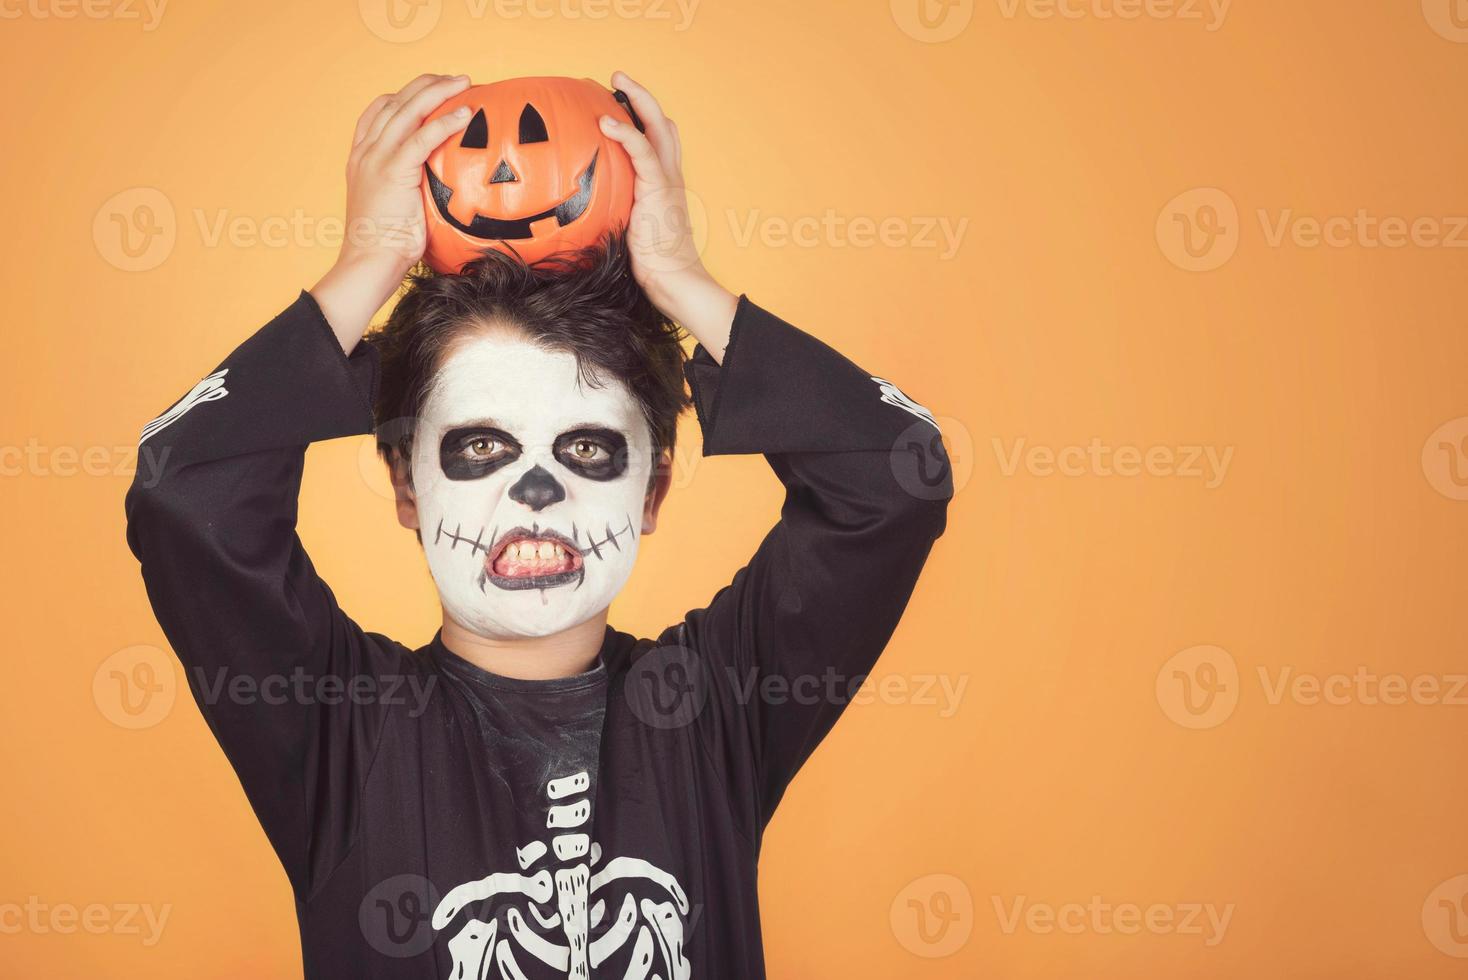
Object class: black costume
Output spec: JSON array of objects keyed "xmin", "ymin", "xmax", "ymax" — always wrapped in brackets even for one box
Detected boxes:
[{"xmin": 126, "ymin": 291, "xmax": 951, "ymax": 978}]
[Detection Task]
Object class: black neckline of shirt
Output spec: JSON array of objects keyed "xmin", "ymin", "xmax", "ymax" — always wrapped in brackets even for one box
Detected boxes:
[{"xmin": 427, "ymin": 626, "xmax": 613, "ymax": 695}]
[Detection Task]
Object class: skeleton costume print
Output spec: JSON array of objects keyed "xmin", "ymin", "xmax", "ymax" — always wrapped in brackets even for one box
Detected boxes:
[
  {"xmin": 415, "ymin": 652, "xmax": 692, "ymax": 979},
  {"xmin": 126, "ymin": 291, "xmax": 951, "ymax": 978}
]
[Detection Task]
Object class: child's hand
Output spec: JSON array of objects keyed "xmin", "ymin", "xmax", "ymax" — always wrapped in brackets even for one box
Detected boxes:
[
  {"xmin": 313, "ymin": 73, "xmax": 473, "ymax": 352},
  {"xmin": 601, "ymin": 71, "xmax": 737, "ymax": 362}
]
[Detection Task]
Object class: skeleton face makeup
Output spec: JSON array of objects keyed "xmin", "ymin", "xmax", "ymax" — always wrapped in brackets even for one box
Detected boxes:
[{"xmin": 410, "ymin": 331, "xmax": 654, "ymax": 640}]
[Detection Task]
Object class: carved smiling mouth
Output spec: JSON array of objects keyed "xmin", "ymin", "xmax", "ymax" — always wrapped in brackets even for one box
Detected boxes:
[{"xmin": 423, "ymin": 151, "xmax": 598, "ymax": 241}]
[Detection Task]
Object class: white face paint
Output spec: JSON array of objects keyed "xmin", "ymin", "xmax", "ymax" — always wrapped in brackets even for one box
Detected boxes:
[{"xmin": 411, "ymin": 330, "xmax": 653, "ymax": 640}]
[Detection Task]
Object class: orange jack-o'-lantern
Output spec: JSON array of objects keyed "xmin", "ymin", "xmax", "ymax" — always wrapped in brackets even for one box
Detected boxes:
[{"xmin": 420, "ymin": 76, "xmax": 641, "ymax": 273}]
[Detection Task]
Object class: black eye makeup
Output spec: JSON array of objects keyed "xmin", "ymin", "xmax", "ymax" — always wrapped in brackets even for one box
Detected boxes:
[
  {"xmin": 440, "ymin": 426, "xmax": 521, "ymax": 481},
  {"xmin": 553, "ymin": 427, "xmax": 629, "ymax": 481}
]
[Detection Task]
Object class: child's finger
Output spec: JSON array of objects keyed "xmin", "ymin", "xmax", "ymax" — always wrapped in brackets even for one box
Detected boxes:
[
  {"xmin": 600, "ymin": 114, "xmax": 667, "ymax": 189},
  {"xmin": 396, "ymin": 72, "xmax": 451, "ymax": 100},
  {"xmin": 611, "ymin": 72, "xmax": 668, "ymax": 130},
  {"xmin": 372, "ymin": 75, "xmax": 470, "ymax": 154},
  {"xmin": 364, "ymin": 73, "xmax": 450, "ymax": 146},
  {"xmin": 401, "ymin": 105, "xmax": 473, "ymax": 167},
  {"xmin": 611, "ymin": 71, "xmax": 677, "ymax": 170},
  {"xmin": 353, "ymin": 94, "xmax": 394, "ymax": 149},
  {"xmin": 668, "ymin": 119, "xmax": 683, "ymax": 179}
]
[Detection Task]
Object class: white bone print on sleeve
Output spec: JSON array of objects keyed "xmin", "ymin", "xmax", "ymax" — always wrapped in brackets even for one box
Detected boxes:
[
  {"xmin": 869, "ymin": 375, "xmax": 939, "ymax": 431},
  {"xmin": 433, "ymin": 770, "xmax": 692, "ymax": 979},
  {"xmin": 870, "ymin": 376, "xmax": 939, "ymax": 432},
  {"xmin": 140, "ymin": 369, "xmax": 229, "ymax": 444}
]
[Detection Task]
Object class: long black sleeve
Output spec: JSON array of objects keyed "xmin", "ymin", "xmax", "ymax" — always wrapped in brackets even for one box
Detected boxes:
[
  {"xmin": 124, "ymin": 292, "xmax": 405, "ymax": 897},
  {"xmin": 675, "ymin": 296, "xmax": 952, "ymax": 835}
]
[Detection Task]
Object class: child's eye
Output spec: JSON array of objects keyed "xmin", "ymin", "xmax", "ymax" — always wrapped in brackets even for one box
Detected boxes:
[
  {"xmin": 439, "ymin": 426, "xmax": 520, "ymax": 481},
  {"xmin": 553, "ymin": 428, "xmax": 628, "ymax": 481},
  {"xmin": 468, "ymin": 437, "xmax": 501, "ymax": 458}
]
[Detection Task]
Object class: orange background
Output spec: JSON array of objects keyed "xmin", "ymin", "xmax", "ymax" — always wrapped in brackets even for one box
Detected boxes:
[{"xmin": 5, "ymin": 0, "xmax": 1468, "ymax": 976}]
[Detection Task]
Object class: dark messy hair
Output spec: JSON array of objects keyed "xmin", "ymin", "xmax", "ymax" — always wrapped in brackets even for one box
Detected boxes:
[{"xmin": 364, "ymin": 233, "xmax": 690, "ymax": 482}]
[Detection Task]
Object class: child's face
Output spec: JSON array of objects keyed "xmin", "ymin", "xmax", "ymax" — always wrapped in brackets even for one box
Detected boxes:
[{"xmin": 408, "ymin": 330, "xmax": 654, "ymax": 640}]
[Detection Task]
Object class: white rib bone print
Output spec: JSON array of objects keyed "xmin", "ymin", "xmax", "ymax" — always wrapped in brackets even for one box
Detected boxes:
[{"xmin": 434, "ymin": 771, "xmax": 692, "ymax": 979}]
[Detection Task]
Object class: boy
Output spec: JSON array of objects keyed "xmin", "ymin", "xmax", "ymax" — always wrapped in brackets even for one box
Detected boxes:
[{"xmin": 126, "ymin": 72, "xmax": 951, "ymax": 978}]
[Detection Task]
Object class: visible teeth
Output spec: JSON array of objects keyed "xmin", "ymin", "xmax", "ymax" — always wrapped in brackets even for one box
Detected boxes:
[{"xmin": 498, "ymin": 538, "xmax": 575, "ymax": 565}]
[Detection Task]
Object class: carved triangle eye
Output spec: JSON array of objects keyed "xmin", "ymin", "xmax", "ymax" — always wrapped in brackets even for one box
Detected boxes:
[
  {"xmin": 519, "ymin": 103, "xmax": 548, "ymax": 144},
  {"xmin": 460, "ymin": 108, "xmax": 488, "ymax": 149}
]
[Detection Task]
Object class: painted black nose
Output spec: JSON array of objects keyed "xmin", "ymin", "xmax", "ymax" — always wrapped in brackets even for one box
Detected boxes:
[
  {"xmin": 489, "ymin": 159, "xmax": 518, "ymax": 184},
  {"xmin": 508, "ymin": 465, "xmax": 564, "ymax": 511}
]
